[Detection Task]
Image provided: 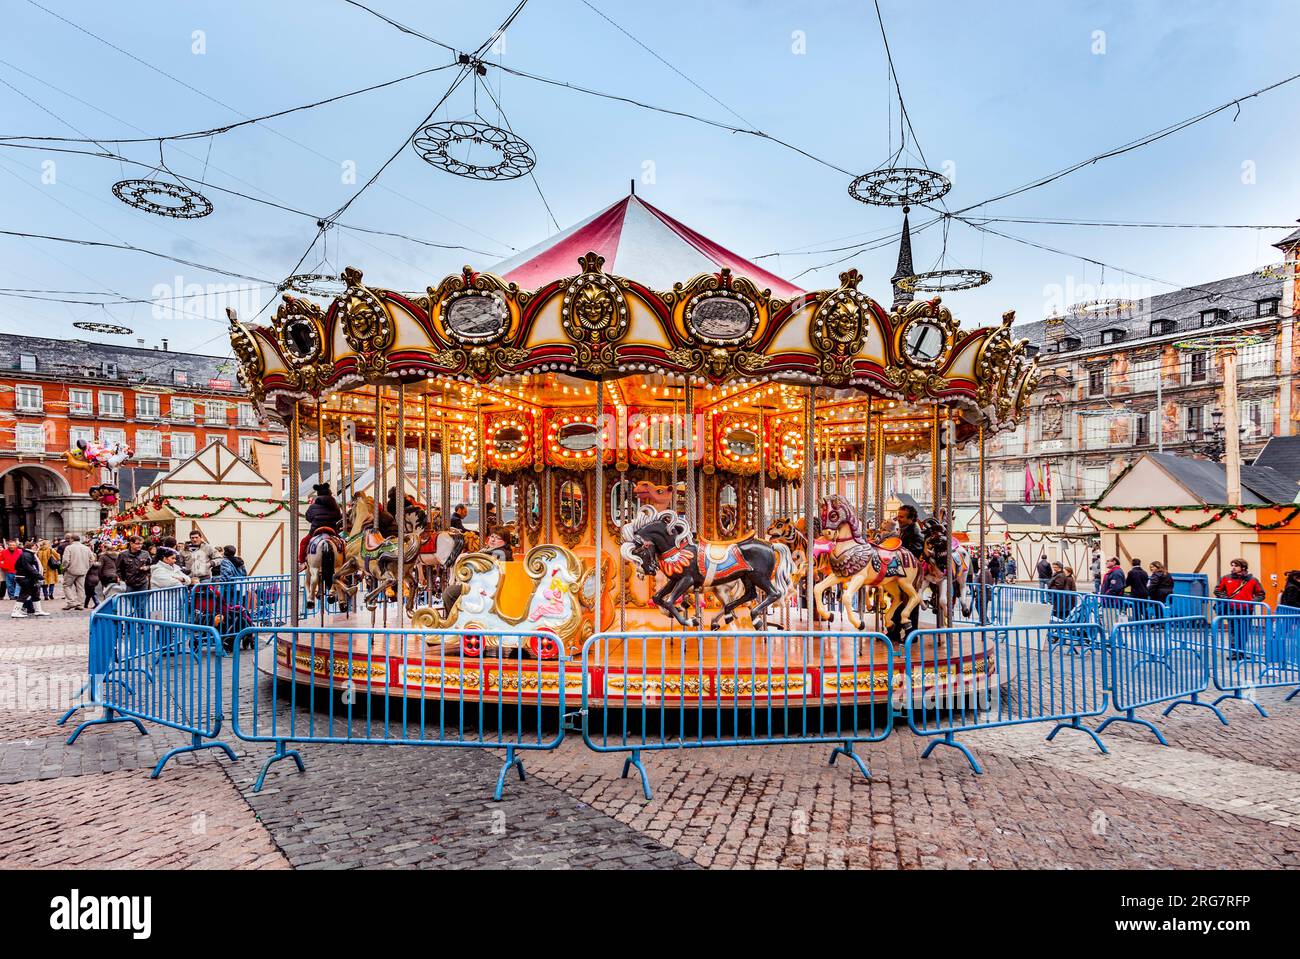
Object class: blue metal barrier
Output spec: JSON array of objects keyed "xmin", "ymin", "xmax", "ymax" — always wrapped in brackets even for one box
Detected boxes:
[
  {"xmin": 65, "ymin": 610, "xmax": 236, "ymax": 778},
  {"xmin": 1098, "ymin": 617, "xmax": 1212, "ymax": 744},
  {"xmin": 1169, "ymin": 594, "xmax": 1270, "ymax": 621},
  {"xmin": 581, "ymin": 629, "xmax": 892, "ymax": 799},
  {"xmin": 230, "ymin": 625, "xmax": 565, "ymax": 800},
  {"xmin": 904, "ymin": 622, "xmax": 1108, "ymax": 773},
  {"xmin": 1207, "ymin": 614, "xmax": 1300, "ymax": 719},
  {"xmin": 192, "ymin": 575, "xmax": 293, "ymax": 649}
]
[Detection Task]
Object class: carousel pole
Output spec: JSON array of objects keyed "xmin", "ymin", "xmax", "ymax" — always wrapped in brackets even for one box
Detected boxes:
[
  {"xmin": 930, "ymin": 405, "xmax": 943, "ymax": 628},
  {"xmin": 757, "ymin": 410, "xmax": 766, "ymax": 535},
  {"xmin": 670, "ymin": 396, "xmax": 680, "ymax": 517},
  {"xmin": 395, "ymin": 383, "xmax": 406, "ymax": 628},
  {"xmin": 684, "ymin": 379, "xmax": 696, "ymax": 529},
  {"xmin": 316, "ymin": 400, "xmax": 325, "ymax": 623},
  {"xmin": 439, "ymin": 411, "xmax": 451, "ymax": 523},
  {"xmin": 978, "ymin": 424, "xmax": 987, "ymax": 625},
  {"xmin": 375, "ymin": 386, "xmax": 386, "ymax": 626},
  {"xmin": 945, "ymin": 412, "xmax": 956, "ymax": 625},
  {"xmin": 803, "ymin": 387, "xmax": 816, "ymax": 629},
  {"xmin": 476, "ymin": 404, "xmax": 486, "ymax": 537},
  {"xmin": 288, "ymin": 402, "xmax": 301, "ymax": 627},
  {"xmin": 423, "ymin": 395, "xmax": 432, "ymax": 524},
  {"xmin": 862, "ymin": 400, "xmax": 872, "ymax": 528},
  {"xmin": 594, "ymin": 379, "xmax": 605, "ymax": 639}
]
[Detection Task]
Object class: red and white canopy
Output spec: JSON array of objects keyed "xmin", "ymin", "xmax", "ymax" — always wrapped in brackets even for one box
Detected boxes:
[{"xmin": 490, "ymin": 194, "xmax": 803, "ymax": 299}]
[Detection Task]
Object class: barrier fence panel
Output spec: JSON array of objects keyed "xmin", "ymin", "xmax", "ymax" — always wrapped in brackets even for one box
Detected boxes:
[
  {"xmin": 1209, "ymin": 615, "xmax": 1300, "ymax": 719},
  {"xmin": 1097, "ymin": 617, "xmax": 1212, "ymax": 744},
  {"xmin": 580, "ymin": 630, "xmax": 892, "ymax": 800},
  {"xmin": 230, "ymin": 626, "xmax": 565, "ymax": 800},
  {"xmin": 192, "ymin": 575, "xmax": 293, "ymax": 650},
  {"xmin": 65, "ymin": 611, "xmax": 236, "ymax": 778},
  {"xmin": 904, "ymin": 622, "xmax": 1108, "ymax": 774},
  {"xmin": 1169, "ymin": 594, "xmax": 1271, "ymax": 622}
]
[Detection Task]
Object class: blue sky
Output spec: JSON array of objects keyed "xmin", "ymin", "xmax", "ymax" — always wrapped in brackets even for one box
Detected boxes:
[{"xmin": 1, "ymin": 0, "xmax": 1297, "ymax": 361}]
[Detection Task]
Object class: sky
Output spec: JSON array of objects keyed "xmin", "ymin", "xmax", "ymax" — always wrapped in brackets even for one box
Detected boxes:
[{"xmin": 0, "ymin": 0, "xmax": 1298, "ymax": 365}]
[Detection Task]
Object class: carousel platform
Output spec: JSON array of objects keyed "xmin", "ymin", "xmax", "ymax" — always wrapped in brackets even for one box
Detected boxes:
[{"xmin": 263, "ymin": 606, "xmax": 995, "ymax": 711}]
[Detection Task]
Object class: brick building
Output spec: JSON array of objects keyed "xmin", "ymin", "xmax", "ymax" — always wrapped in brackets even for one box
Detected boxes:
[
  {"xmin": 911, "ymin": 225, "xmax": 1300, "ymax": 512},
  {"xmin": 0, "ymin": 334, "xmax": 283, "ymax": 539}
]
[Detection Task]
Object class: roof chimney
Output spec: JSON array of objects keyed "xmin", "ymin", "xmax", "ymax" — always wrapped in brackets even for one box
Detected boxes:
[{"xmin": 161, "ymin": 338, "xmax": 169, "ymax": 351}]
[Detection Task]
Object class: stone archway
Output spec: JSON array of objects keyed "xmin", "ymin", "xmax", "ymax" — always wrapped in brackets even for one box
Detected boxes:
[{"xmin": 0, "ymin": 464, "xmax": 77, "ymax": 540}]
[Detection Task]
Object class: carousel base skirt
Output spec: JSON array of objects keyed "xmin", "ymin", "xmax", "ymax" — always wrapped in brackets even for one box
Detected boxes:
[{"xmin": 264, "ymin": 606, "xmax": 995, "ymax": 710}]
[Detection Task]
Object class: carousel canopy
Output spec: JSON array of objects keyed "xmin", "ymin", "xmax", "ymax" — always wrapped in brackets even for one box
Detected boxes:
[
  {"xmin": 229, "ymin": 196, "xmax": 1039, "ymax": 443},
  {"xmin": 490, "ymin": 194, "xmax": 803, "ymax": 299}
]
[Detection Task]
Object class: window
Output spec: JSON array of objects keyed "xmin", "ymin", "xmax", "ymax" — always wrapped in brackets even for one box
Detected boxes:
[
  {"xmin": 16, "ymin": 423, "xmax": 45, "ymax": 453},
  {"xmin": 133, "ymin": 394, "xmax": 158, "ymax": 419},
  {"xmin": 1099, "ymin": 328, "xmax": 1126, "ymax": 345},
  {"xmin": 352, "ymin": 444, "xmax": 370, "ymax": 469},
  {"xmin": 1257, "ymin": 298, "xmax": 1280, "ymax": 317},
  {"xmin": 1238, "ymin": 342, "xmax": 1272, "ymax": 379},
  {"xmin": 69, "ymin": 389, "xmax": 93, "ymax": 415},
  {"xmin": 170, "ymin": 397, "xmax": 193, "ymax": 422},
  {"xmin": 135, "ymin": 430, "xmax": 162, "ymax": 458},
  {"xmin": 19, "ymin": 354, "xmax": 37, "ymax": 372},
  {"xmin": 98, "ymin": 391, "xmax": 124, "ymax": 417},
  {"xmin": 281, "ymin": 443, "xmax": 291, "ymax": 466},
  {"xmin": 172, "ymin": 370, "xmax": 188, "ymax": 386},
  {"xmin": 238, "ymin": 436, "xmax": 254, "ymax": 462},
  {"xmin": 1135, "ymin": 412, "xmax": 1150, "ymax": 445},
  {"xmin": 100, "ymin": 428, "xmax": 126, "ymax": 449},
  {"xmin": 171, "ymin": 433, "xmax": 195, "ymax": 460},
  {"xmin": 237, "ymin": 402, "xmax": 257, "ymax": 427},
  {"xmin": 1186, "ymin": 406, "xmax": 1204, "ymax": 436},
  {"xmin": 1128, "ymin": 359, "xmax": 1159, "ymax": 393},
  {"xmin": 1061, "ymin": 336, "xmax": 1081, "ymax": 352},
  {"xmin": 1004, "ymin": 469, "xmax": 1025, "ymax": 500},
  {"xmin": 1003, "ymin": 425, "xmax": 1024, "ymax": 455},
  {"xmin": 1189, "ymin": 351, "xmax": 1208, "ymax": 383},
  {"xmin": 1149, "ymin": 318, "xmax": 1177, "ymax": 336},
  {"xmin": 204, "ymin": 400, "xmax": 227, "ymax": 425},
  {"xmin": 15, "ymin": 385, "xmax": 42, "ymax": 412},
  {"xmin": 1083, "ymin": 466, "xmax": 1109, "ymax": 498},
  {"xmin": 1200, "ymin": 309, "xmax": 1227, "ymax": 328},
  {"xmin": 69, "ymin": 426, "xmax": 95, "ymax": 448},
  {"xmin": 1083, "ymin": 416, "xmax": 1109, "ymax": 450},
  {"xmin": 1088, "ymin": 369, "xmax": 1106, "ymax": 397},
  {"xmin": 101, "ymin": 361, "xmax": 118, "ymax": 379},
  {"xmin": 404, "ymin": 448, "xmax": 419, "ymax": 472},
  {"xmin": 1241, "ymin": 399, "xmax": 1273, "ymax": 440}
]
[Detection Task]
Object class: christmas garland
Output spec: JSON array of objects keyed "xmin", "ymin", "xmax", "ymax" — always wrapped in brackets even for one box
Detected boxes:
[
  {"xmin": 1082, "ymin": 504, "xmax": 1300, "ymax": 532},
  {"xmin": 108, "ymin": 494, "xmax": 305, "ymax": 523}
]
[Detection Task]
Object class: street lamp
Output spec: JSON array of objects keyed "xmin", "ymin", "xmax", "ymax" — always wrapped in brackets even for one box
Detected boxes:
[{"xmin": 1186, "ymin": 408, "xmax": 1242, "ymax": 463}]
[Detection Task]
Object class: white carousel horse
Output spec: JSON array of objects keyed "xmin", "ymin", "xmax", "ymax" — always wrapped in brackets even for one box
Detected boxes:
[{"xmin": 813, "ymin": 495, "xmax": 922, "ymax": 634}]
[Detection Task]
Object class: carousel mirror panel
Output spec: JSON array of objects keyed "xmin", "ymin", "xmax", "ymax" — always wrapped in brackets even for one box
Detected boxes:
[
  {"xmin": 524, "ymin": 477, "xmax": 541, "ymax": 533},
  {"xmin": 558, "ymin": 479, "xmax": 585, "ymax": 532},
  {"xmin": 718, "ymin": 484, "xmax": 738, "ymax": 536}
]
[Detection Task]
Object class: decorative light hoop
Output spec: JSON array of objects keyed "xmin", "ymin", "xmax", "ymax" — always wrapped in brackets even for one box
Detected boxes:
[
  {"xmin": 1067, "ymin": 298, "xmax": 1136, "ymax": 318},
  {"xmin": 278, "ymin": 274, "xmax": 347, "ymax": 298},
  {"xmin": 1173, "ymin": 332, "xmax": 1271, "ymax": 351},
  {"xmin": 112, "ymin": 178, "xmax": 214, "ymax": 219},
  {"xmin": 412, "ymin": 120, "xmax": 536, "ymax": 180},
  {"xmin": 897, "ymin": 269, "xmax": 992, "ymax": 293},
  {"xmin": 73, "ymin": 321, "xmax": 134, "ymax": 335},
  {"xmin": 847, "ymin": 167, "xmax": 951, "ymax": 207}
]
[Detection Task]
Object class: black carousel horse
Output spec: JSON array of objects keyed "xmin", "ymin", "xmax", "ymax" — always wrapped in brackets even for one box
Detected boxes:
[{"xmin": 620, "ymin": 506, "xmax": 788, "ymax": 630}]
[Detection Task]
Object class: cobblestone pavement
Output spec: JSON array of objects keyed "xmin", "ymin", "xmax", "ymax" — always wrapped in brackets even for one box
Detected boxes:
[{"xmin": 2, "ymin": 603, "xmax": 1299, "ymax": 868}]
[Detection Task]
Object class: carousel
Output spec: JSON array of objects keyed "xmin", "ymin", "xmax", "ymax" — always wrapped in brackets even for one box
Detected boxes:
[{"xmin": 227, "ymin": 194, "xmax": 1039, "ymax": 709}]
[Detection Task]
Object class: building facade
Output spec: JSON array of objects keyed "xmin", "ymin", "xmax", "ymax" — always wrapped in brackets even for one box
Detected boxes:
[
  {"xmin": 932, "ymin": 227, "xmax": 1300, "ymax": 511},
  {"xmin": 0, "ymin": 334, "xmax": 284, "ymax": 539}
]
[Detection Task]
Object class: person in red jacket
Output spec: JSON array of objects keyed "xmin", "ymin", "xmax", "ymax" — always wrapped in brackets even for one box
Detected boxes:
[
  {"xmin": 0, "ymin": 539, "xmax": 22, "ymax": 603},
  {"xmin": 1215, "ymin": 558, "xmax": 1265, "ymax": 659}
]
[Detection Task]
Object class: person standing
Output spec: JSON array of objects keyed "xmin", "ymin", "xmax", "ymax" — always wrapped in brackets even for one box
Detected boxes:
[
  {"xmin": 1215, "ymin": 559, "xmax": 1265, "ymax": 659},
  {"xmin": 84, "ymin": 554, "xmax": 101, "ymax": 610},
  {"xmin": 1091, "ymin": 552, "xmax": 1102, "ymax": 593},
  {"xmin": 0, "ymin": 539, "xmax": 21, "ymax": 602},
  {"xmin": 118, "ymin": 536, "xmax": 152, "ymax": 617},
  {"xmin": 1036, "ymin": 553, "xmax": 1052, "ymax": 589},
  {"xmin": 1004, "ymin": 554, "xmax": 1018, "ymax": 583},
  {"xmin": 216, "ymin": 545, "xmax": 248, "ymax": 581},
  {"xmin": 181, "ymin": 529, "xmax": 219, "ymax": 583},
  {"xmin": 1125, "ymin": 558, "xmax": 1149, "ymax": 600},
  {"xmin": 1101, "ymin": 557, "xmax": 1127, "ymax": 607},
  {"xmin": 37, "ymin": 540, "xmax": 59, "ymax": 600},
  {"xmin": 10, "ymin": 541, "xmax": 49, "ymax": 618},
  {"xmin": 1147, "ymin": 560, "xmax": 1174, "ymax": 605},
  {"xmin": 59, "ymin": 534, "xmax": 95, "ymax": 611},
  {"xmin": 150, "ymin": 547, "xmax": 192, "ymax": 589},
  {"xmin": 97, "ymin": 548, "xmax": 120, "ymax": 601}
]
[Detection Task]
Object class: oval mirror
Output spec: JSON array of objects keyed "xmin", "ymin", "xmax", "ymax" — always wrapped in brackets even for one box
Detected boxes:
[
  {"xmin": 726, "ymin": 428, "xmax": 759, "ymax": 459},
  {"xmin": 558, "ymin": 421, "xmax": 599, "ymax": 452},
  {"xmin": 495, "ymin": 425, "xmax": 525, "ymax": 456},
  {"xmin": 718, "ymin": 484, "xmax": 738, "ymax": 535},
  {"xmin": 609, "ymin": 479, "xmax": 633, "ymax": 527},
  {"xmin": 559, "ymin": 479, "xmax": 585, "ymax": 531},
  {"xmin": 283, "ymin": 317, "xmax": 320, "ymax": 362}
]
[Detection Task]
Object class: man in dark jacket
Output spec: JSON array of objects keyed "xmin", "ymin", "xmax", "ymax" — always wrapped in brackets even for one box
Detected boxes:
[
  {"xmin": 1125, "ymin": 558, "xmax": 1149, "ymax": 599},
  {"xmin": 450, "ymin": 504, "xmax": 468, "ymax": 532},
  {"xmin": 10, "ymin": 542, "xmax": 48, "ymax": 618},
  {"xmin": 1036, "ymin": 554, "xmax": 1052, "ymax": 588},
  {"xmin": 1101, "ymin": 557, "xmax": 1127, "ymax": 605},
  {"xmin": 888, "ymin": 505, "xmax": 925, "ymax": 643},
  {"xmin": 118, "ymin": 536, "xmax": 152, "ymax": 592}
]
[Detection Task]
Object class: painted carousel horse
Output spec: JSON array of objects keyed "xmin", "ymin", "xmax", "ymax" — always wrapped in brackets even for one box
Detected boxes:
[
  {"xmin": 767, "ymin": 515, "xmax": 836, "ymax": 621},
  {"xmin": 303, "ymin": 526, "xmax": 349, "ymax": 614},
  {"xmin": 413, "ymin": 545, "xmax": 591, "ymax": 660},
  {"xmin": 620, "ymin": 506, "xmax": 787, "ymax": 630},
  {"xmin": 814, "ymin": 495, "xmax": 922, "ymax": 634},
  {"xmin": 416, "ymin": 525, "xmax": 478, "ymax": 604},
  {"xmin": 919, "ymin": 518, "xmax": 974, "ymax": 619}
]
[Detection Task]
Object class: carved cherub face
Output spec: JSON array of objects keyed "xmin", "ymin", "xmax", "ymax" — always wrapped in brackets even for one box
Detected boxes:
[
  {"xmin": 574, "ymin": 282, "xmax": 613, "ymax": 329},
  {"xmin": 828, "ymin": 299, "xmax": 861, "ymax": 343}
]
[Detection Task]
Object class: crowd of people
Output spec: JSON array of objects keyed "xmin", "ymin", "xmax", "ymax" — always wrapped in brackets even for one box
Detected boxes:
[{"xmin": 0, "ymin": 528, "xmax": 250, "ymax": 619}]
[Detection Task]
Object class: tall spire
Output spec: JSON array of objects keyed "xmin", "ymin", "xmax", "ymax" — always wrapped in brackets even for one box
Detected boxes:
[{"xmin": 891, "ymin": 206, "xmax": 915, "ymax": 310}]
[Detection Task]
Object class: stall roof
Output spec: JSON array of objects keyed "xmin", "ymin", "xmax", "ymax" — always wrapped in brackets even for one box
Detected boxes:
[
  {"xmin": 1253, "ymin": 436, "xmax": 1300, "ymax": 484},
  {"xmin": 1145, "ymin": 452, "xmax": 1299, "ymax": 505}
]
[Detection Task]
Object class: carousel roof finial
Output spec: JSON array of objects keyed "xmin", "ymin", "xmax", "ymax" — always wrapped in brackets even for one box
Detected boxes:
[{"xmin": 891, "ymin": 206, "xmax": 915, "ymax": 310}]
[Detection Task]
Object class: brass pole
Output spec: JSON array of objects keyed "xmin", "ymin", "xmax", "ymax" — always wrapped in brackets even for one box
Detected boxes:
[
  {"xmin": 594, "ymin": 380, "xmax": 605, "ymax": 637},
  {"xmin": 804, "ymin": 387, "xmax": 816, "ymax": 628},
  {"xmin": 395, "ymin": 383, "xmax": 406, "ymax": 628},
  {"xmin": 288, "ymin": 402, "xmax": 301, "ymax": 626},
  {"xmin": 978, "ymin": 423, "xmax": 987, "ymax": 625}
]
